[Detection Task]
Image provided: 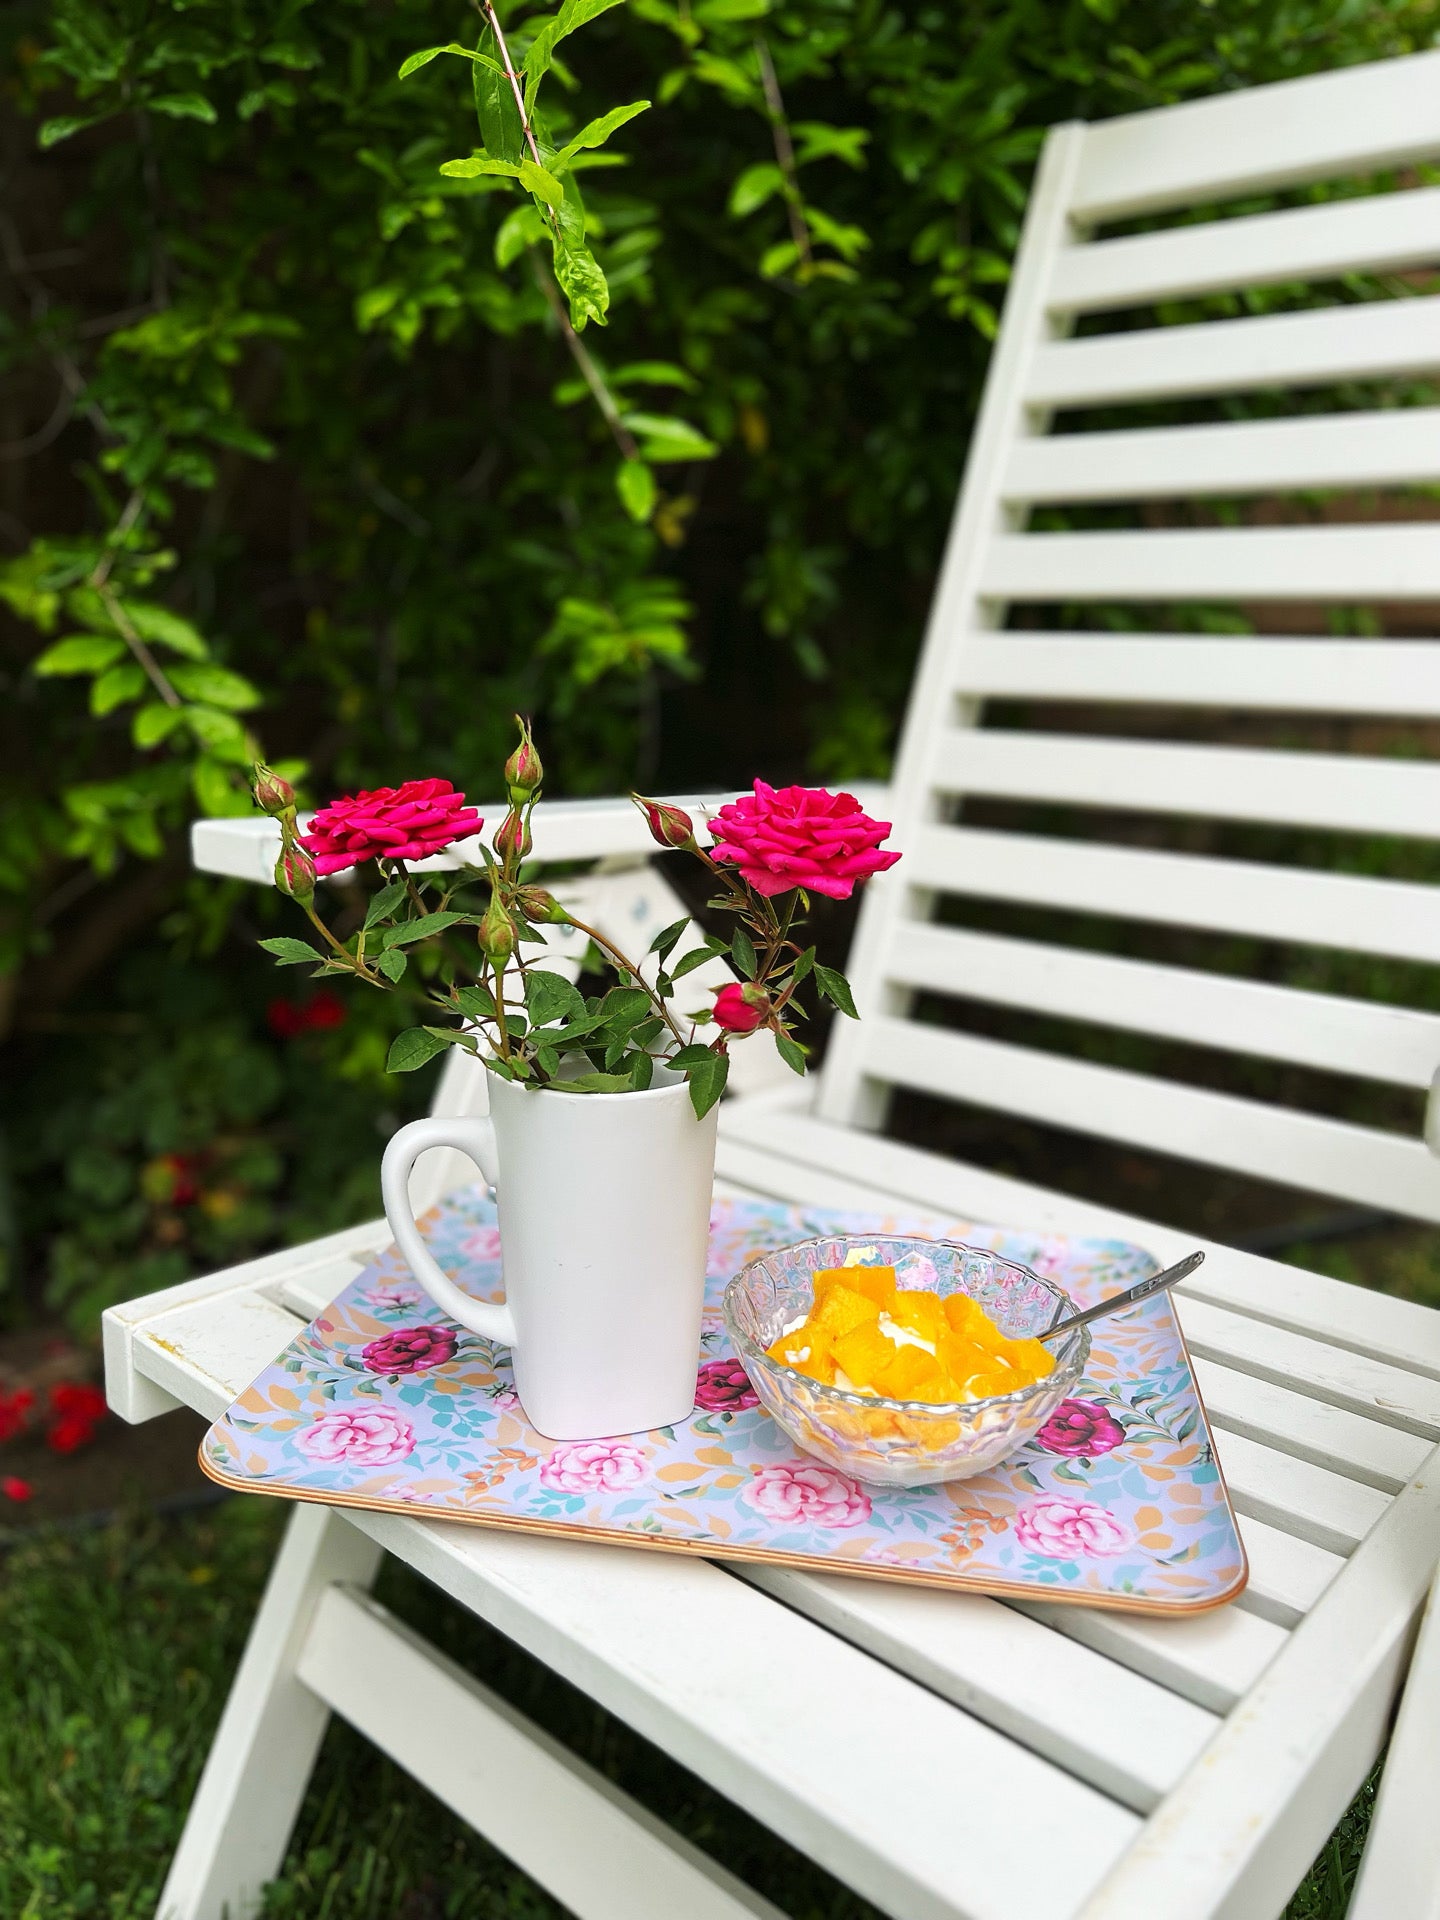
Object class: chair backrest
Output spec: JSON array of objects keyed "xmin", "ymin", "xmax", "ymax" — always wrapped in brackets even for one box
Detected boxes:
[{"xmin": 818, "ymin": 50, "xmax": 1440, "ymax": 1225}]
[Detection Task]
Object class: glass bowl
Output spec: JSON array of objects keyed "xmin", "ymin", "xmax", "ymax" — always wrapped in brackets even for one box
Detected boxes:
[{"xmin": 723, "ymin": 1233, "xmax": 1090, "ymax": 1488}]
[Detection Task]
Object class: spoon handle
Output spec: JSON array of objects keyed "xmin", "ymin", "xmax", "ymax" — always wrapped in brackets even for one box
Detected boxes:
[{"xmin": 1040, "ymin": 1250, "xmax": 1206, "ymax": 1344}]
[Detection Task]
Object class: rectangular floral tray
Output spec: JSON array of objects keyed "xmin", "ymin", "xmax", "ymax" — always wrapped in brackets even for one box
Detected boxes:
[{"xmin": 202, "ymin": 1190, "xmax": 1247, "ymax": 1614}]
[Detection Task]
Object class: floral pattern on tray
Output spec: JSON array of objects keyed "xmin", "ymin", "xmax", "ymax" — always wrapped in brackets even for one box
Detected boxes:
[{"xmin": 202, "ymin": 1190, "xmax": 1247, "ymax": 1612}]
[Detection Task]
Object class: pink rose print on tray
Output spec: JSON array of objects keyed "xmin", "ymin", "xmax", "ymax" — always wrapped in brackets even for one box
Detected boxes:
[
  {"xmin": 1033, "ymin": 1399, "xmax": 1126, "ymax": 1459},
  {"xmin": 361, "ymin": 1325, "xmax": 457, "ymax": 1376},
  {"xmin": 540, "ymin": 1441, "xmax": 650, "ymax": 1495},
  {"xmin": 297, "ymin": 1409, "xmax": 415, "ymax": 1467},
  {"xmin": 1014, "ymin": 1496, "xmax": 1134, "ymax": 1560},
  {"xmin": 743, "ymin": 1461, "xmax": 872, "ymax": 1530},
  {"xmin": 695, "ymin": 1358, "xmax": 760, "ymax": 1413}
]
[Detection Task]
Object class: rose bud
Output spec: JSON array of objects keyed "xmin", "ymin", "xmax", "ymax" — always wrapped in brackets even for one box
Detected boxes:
[
  {"xmin": 275, "ymin": 841, "xmax": 316, "ymax": 904},
  {"xmin": 713, "ymin": 981, "xmax": 768, "ymax": 1034},
  {"xmin": 494, "ymin": 808, "xmax": 533, "ymax": 866},
  {"xmin": 252, "ymin": 764, "xmax": 296, "ymax": 817},
  {"xmin": 630, "ymin": 792, "xmax": 696, "ymax": 852},
  {"xmin": 477, "ymin": 888, "xmax": 518, "ymax": 965},
  {"xmin": 504, "ymin": 718, "xmax": 543, "ymax": 804},
  {"xmin": 515, "ymin": 884, "xmax": 569, "ymax": 925}
]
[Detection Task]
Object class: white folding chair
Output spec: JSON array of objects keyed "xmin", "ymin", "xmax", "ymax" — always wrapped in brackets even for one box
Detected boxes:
[{"xmin": 108, "ymin": 47, "xmax": 1440, "ymax": 1920}]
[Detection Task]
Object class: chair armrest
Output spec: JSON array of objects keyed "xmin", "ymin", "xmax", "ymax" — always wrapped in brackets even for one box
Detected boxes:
[{"xmin": 191, "ymin": 785, "xmax": 893, "ymax": 882}]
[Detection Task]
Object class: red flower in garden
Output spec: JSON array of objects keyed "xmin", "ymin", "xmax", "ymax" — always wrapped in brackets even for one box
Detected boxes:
[
  {"xmin": 712, "ymin": 983, "xmax": 767, "ymax": 1035},
  {"xmin": 46, "ymin": 1382, "xmax": 109, "ymax": 1455},
  {"xmin": 298, "ymin": 778, "xmax": 481, "ymax": 874},
  {"xmin": 709, "ymin": 781, "xmax": 900, "ymax": 900},
  {"xmin": 695, "ymin": 1358, "xmax": 760, "ymax": 1412},
  {"xmin": 267, "ymin": 988, "xmax": 349, "ymax": 1040},
  {"xmin": 361, "ymin": 1326, "xmax": 458, "ymax": 1376},
  {"xmin": 0, "ymin": 1387, "xmax": 35, "ymax": 1443},
  {"xmin": 2, "ymin": 1476, "xmax": 33, "ymax": 1503}
]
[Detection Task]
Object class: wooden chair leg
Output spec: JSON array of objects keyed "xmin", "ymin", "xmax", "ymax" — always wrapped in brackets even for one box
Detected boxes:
[{"xmin": 155, "ymin": 1504, "xmax": 383, "ymax": 1920}]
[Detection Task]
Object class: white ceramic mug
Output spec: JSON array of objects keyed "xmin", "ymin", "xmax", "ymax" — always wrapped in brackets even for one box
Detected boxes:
[{"xmin": 380, "ymin": 1069, "xmax": 719, "ymax": 1440}]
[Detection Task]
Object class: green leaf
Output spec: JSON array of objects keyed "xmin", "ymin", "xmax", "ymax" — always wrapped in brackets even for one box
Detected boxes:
[
  {"xmin": 525, "ymin": 969, "xmax": 586, "ymax": 1027},
  {"xmin": 387, "ymin": 1027, "xmax": 452, "ymax": 1072},
  {"xmin": 454, "ymin": 984, "xmax": 498, "ymax": 1020},
  {"xmin": 665, "ymin": 1043, "xmax": 714, "ymax": 1070},
  {"xmin": 554, "ymin": 100, "xmax": 651, "ymax": 169},
  {"xmin": 148, "ymin": 94, "xmax": 218, "ymax": 124},
  {"xmin": 551, "ymin": 1069, "xmax": 635, "ymax": 1093},
  {"xmin": 364, "ymin": 880, "xmax": 407, "ymax": 929},
  {"xmin": 629, "ymin": 1050, "xmax": 654, "ymax": 1091},
  {"xmin": 615, "ymin": 458, "xmax": 656, "ymax": 524},
  {"xmin": 494, "ymin": 202, "xmax": 548, "ymax": 267},
  {"xmin": 39, "ymin": 114, "xmax": 108, "ymax": 149},
  {"xmin": 167, "ymin": 663, "xmax": 262, "ymax": 710},
  {"xmin": 440, "ymin": 155, "xmax": 525, "ymax": 180},
  {"xmin": 728, "ymin": 162, "xmax": 783, "ymax": 217},
  {"xmin": 730, "ymin": 927, "xmax": 757, "ymax": 977},
  {"xmin": 259, "ymin": 937, "xmax": 323, "ymax": 966},
  {"xmin": 649, "ymin": 916, "xmax": 690, "ymax": 961},
  {"xmin": 182, "ymin": 706, "xmax": 250, "ymax": 760},
  {"xmin": 519, "ymin": 159, "xmax": 565, "ymax": 209},
  {"xmin": 775, "ymin": 1031, "xmax": 808, "ymax": 1075},
  {"xmin": 90, "ymin": 665, "xmax": 145, "ymax": 715},
  {"xmin": 473, "ymin": 25, "xmax": 526, "ymax": 165},
  {"xmin": 671, "ymin": 945, "xmax": 716, "ymax": 980},
  {"xmin": 521, "ymin": 0, "xmax": 627, "ymax": 112},
  {"xmin": 815, "ymin": 963, "xmax": 858, "ymax": 1019},
  {"xmin": 598, "ymin": 985, "xmax": 653, "ymax": 1029},
  {"xmin": 377, "ymin": 948, "xmax": 408, "ymax": 982},
  {"xmin": 122, "ymin": 603, "xmax": 210, "ymax": 659},
  {"xmin": 133, "ymin": 702, "xmax": 185, "ymax": 748},
  {"xmin": 32, "ymin": 635, "xmax": 125, "ymax": 676},
  {"xmin": 790, "ymin": 945, "xmax": 816, "ymax": 985},
  {"xmin": 686, "ymin": 1049, "xmax": 729, "ymax": 1118},
  {"xmin": 399, "ymin": 44, "xmax": 509, "ymax": 79},
  {"xmin": 621, "ymin": 413, "xmax": 717, "ymax": 463},
  {"xmin": 385, "ymin": 910, "xmax": 466, "ymax": 948},
  {"xmin": 552, "ymin": 240, "xmax": 609, "ymax": 330},
  {"xmin": 696, "ymin": 0, "xmax": 771, "ymax": 17}
]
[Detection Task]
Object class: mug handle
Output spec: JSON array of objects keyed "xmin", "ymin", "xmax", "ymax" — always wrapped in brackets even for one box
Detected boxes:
[{"xmin": 380, "ymin": 1116, "xmax": 517, "ymax": 1347}]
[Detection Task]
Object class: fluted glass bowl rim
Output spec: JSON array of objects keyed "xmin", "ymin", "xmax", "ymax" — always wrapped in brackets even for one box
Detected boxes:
[{"xmin": 723, "ymin": 1231, "xmax": 1090, "ymax": 1417}]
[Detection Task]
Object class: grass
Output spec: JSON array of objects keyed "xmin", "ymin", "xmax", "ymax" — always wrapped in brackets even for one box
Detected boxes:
[{"xmin": 0, "ymin": 1495, "xmax": 1382, "ymax": 1919}]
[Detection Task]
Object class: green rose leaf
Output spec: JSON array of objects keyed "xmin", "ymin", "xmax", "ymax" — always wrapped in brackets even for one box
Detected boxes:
[
  {"xmin": 386, "ymin": 1027, "xmax": 453, "ymax": 1072},
  {"xmin": 790, "ymin": 945, "xmax": 816, "ymax": 986},
  {"xmin": 525, "ymin": 968, "xmax": 586, "ymax": 1027},
  {"xmin": 670, "ymin": 945, "xmax": 717, "ymax": 980},
  {"xmin": 385, "ymin": 910, "xmax": 467, "ymax": 948},
  {"xmin": 815, "ymin": 963, "xmax": 858, "ymax": 1019},
  {"xmin": 259, "ymin": 937, "xmax": 323, "ymax": 966},
  {"xmin": 730, "ymin": 927, "xmax": 757, "ymax": 977},
  {"xmin": 775, "ymin": 1031, "xmax": 808, "ymax": 1076},
  {"xmin": 376, "ymin": 948, "xmax": 408, "ymax": 982},
  {"xmin": 686, "ymin": 1049, "xmax": 729, "ymax": 1119},
  {"xmin": 363, "ymin": 880, "xmax": 408, "ymax": 929},
  {"xmin": 649, "ymin": 916, "xmax": 690, "ymax": 961}
]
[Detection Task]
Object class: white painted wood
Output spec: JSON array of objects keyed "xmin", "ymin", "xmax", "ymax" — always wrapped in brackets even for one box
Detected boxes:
[
  {"xmin": 1349, "ymin": 1561, "xmax": 1440, "ymax": 1920},
  {"xmin": 881, "ymin": 921, "xmax": 1440, "ymax": 1088},
  {"xmin": 1230, "ymin": 1513, "xmax": 1342, "ymax": 1629},
  {"xmin": 1013, "ymin": 1596, "xmax": 1288, "ymax": 1718},
  {"xmin": 953, "ymin": 635, "xmax": 1440, "ymax": 716},
  {"xmin": 1075, "ymin": 1446, "xmax": 1440, "ymax": 1920},
  {"xmin": 936, "ymin": 726, "xmax": 1440, "ymax": 839},
  {"xmin": 297, "ymin": 1584, "xmax": 784, "ymax": 1920},
  {"xmin": 1068, "ymin": 49, "xmax": 1440, "ymax": 221},
  {"xmin": 1190, "ymin": 1357, "xmax": 1432, "ymax": 1494},
  {"xmin": 856, "ymin": 1015, "xmax": 1440, "ymax": 1222},
  {"xmin": 1027, "ymin": 297, "xmax": 1440, "ymax": 408},
  {"xmin": 1212, "ymin": 1428, "xmax": 1389, "ymax": 1555},
  {"xmin": 727, "ymin": 1564, "xmax": 1218, "ymax": 1815},
  {"xmin": 905, "ymin": 824, "xmax": 1440, "ymax": 966},
  {"xmin": 155, "ymin": 1505, "xmax": 382, "ymax": 1920},
  {"xmin": 982, "ymin": 522, "xmax": 1440, "ymax": 602},
  {"xmin": 334, "ymin": 1509, "xmax": 1141, "ymax": 1920},
  {"xmin": 1049, "ymin": 187, "xmax": 1440, "ymax": 313},
  {"xmin": 1004, "ymin": 409, "xmax": 1440, "ymax": 502}
]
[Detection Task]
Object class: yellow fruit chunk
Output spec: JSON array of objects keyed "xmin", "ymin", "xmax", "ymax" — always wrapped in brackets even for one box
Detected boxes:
[
  {"xmin": 812, "ymin": 1285, "xmax": 881, "ymax": 1338},
  {"xmin": 813, "ymin": 1263, "xmax": 896, "ymax": 1309},
  {"xmin": 889, "ymin": 1289, "xmax": 945, "ymax": 1342},
  {"xmin": 942, "ymin": 1292, "xmax": 988, "ymax": 1339},
  {"xmin": 832, "ymin": 1320, "xmax": 894, "ymax": 1384},
  {"xmin": 874, "ymin": 1345, "xmax": 946, "ymax": 1400},
  {"xmin": 1007, "ymin": 1336, "xmax": 1056, "ymax": 1380}
]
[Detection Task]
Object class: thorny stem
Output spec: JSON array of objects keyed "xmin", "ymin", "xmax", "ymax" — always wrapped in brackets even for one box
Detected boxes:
[{"xmin": 753, "ymin": 37, "xmax": 813, "ymax": 273}]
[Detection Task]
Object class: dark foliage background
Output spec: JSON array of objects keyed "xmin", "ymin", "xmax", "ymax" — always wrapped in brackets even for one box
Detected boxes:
[{"xmin": 3, "ymin": 0, "xmax": 1436, "ymax": 1330}]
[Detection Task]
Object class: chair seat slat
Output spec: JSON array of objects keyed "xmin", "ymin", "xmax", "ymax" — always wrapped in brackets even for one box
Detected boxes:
[
  {"xmin": 1003, "ymin": 408, "xmax": 1440, "ymax": 503},
  {"xmin": 953, "ymin": 636, "xmax": 1440, "ymax": 716},
  {"xmin": 1232, "ymin": 1514, "xmax": 1344, "ymax": 1627},
  {"xmin": 981, "ymin": 522, "xmax": 1440, "ymax": 602},
  {"xmin": 856, "ymin": 1015, "xmax": 1440, "ymax": 1221},
  {"xmin": 1193, "ymin": 1357, "xmax": 1433, "ymax": 1494},
  {"xmin": 1068, "ymin": 48, "xmax": 1440, "ymax": 221},
  {"xmin": 1049, "ymin": 186, "xmax": 1440, "ymax": 314},
  {"xmin": 881, "ymin": 922, "xmax": 1440, "ymax": 1088},
  {"xmin": 1215, "ymin": 1428, "xmax": 1390, "ymax": 1555},
  {"xmin": 934, "ymin": 727, "xmax": 1440, "ymax": 840},
  {"xmin": 1027, "ymin": 295, "xmax": 1440, "ymax": 408},
  {"xmin": 909, "ymin": 824, "xmax": 1440, "ymax": 963}
]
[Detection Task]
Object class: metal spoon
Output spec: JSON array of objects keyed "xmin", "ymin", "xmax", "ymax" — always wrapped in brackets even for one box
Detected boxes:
[{"xmin": 1039, "ymin": 1250, "xmax": 1206, "ymax": 1344}]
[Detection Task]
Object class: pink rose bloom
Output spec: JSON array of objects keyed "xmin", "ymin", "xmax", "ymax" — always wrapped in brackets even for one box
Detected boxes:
[
  {"xmin": 743, "ymin": 1461, "xmax": 871, "ymax": 1529},
  {"xmin": 709, "ymin": 780, "xmax": 900, "ymax": 901},
  {"xmin": 297, "ymin": 1408, "xmax": 415, "ymax": 1466},
  {"xmin": 1034, "ymin": 1399, "xmax": 1126, "ymax": 1459},
  {"xmin": 540, "ymin": 1441, "xmax": 650, "ymax": 1495},
  {"xmin": 1014, "ymin": 1496, "xmax": 1134, "ymax": 1559},
  {"xmin": 361, "ymin": 1325, "xmax": 456, "ymax": 1376},
  {"xmin": 695, "ymin": 1358, "xmax": 760, "ymax": 1412},
  {"xmin": 298, "ymin": 777, "xmax": 481, "ymax": 875}
]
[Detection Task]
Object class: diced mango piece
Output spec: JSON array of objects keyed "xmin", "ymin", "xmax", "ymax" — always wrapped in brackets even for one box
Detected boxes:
[
  {"xmin": 1007, "ymin": 1336, "xmax": 1056, "ymax": 1380},
  {"xmin": 942, "ymin": 1292, "xmax": 988, "ymax": 1339},
  {"xmin": 889, "ymin": 1289, "xmax": 945, "ymax": 1342},
  {"xmin": 832, "ymin": 1321, "xmax": 895, "ymax": 1384},
  {"xmin": 812, "ymin": 1285, "xmax": 881, "ymax": 1338},
  {"xmin": 814, "ymin": 1263, "xmax": 896, "ymax": 1308},
  {"xmin": 874, "ymin": 1345, "xmax": 946, "ymax": 1400}
]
